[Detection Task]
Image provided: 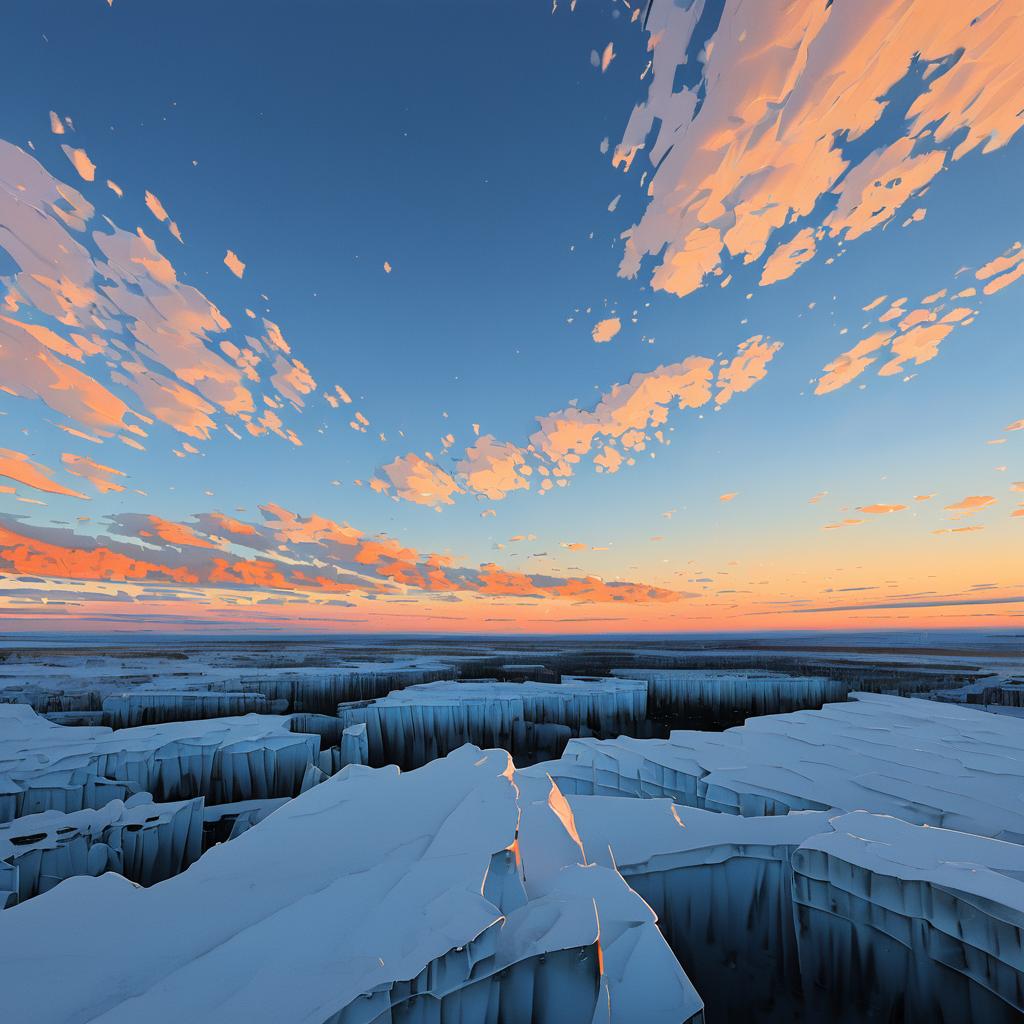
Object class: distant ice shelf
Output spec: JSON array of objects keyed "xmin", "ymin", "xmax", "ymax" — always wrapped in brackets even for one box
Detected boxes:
[
  {"xmin": 336, "ymin": 676, "xmax": 648, "ymax": 768},
  {"xmin": 608, "ymin": 666, "xmax": 849, "ymax": 718},
  {"xmin": 0, "ymin": 746, "xmax": 705, "ymax": 1024}
]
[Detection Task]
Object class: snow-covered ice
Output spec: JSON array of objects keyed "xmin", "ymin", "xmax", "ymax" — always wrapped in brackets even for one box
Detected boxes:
[
  {"xmin": 0, "ymin": 794, "xmax": 203, "ymax": 906},
  {"xmin": 0, "ymin": 704, "xmax": 320, "ymax": 821},
  {"xmin": 0, "ymin": 745, "xmax": 704, "ymax": 1024},
  {"xmin": 535, "ymin": 692, "xmax": 1024, "ymax": 841},
  {"xmin": 794, "ymin": 811, "xmax": 1024, "ymax": 1022}
]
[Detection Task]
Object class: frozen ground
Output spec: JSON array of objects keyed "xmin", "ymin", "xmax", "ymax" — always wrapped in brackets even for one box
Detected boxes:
[{"xmin": 0, "ymin": 631, "xmax": 1022, "ymax": 1022}]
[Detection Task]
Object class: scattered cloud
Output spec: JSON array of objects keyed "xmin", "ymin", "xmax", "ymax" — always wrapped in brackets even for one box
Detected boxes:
[
  {"xmin": 0, "ymin": 448, "xmax": 88, "ymax": 499},
  {"xmin": 591, "ymin": 317, "xmax": 621, "ymax": 343},
  {"xmin": 224, "ymin": 250, "xmax": 246, "ymax": 278},
  {"xmin": 616, "ymin": 0, "xmax": 1024, "ymax": 298}
]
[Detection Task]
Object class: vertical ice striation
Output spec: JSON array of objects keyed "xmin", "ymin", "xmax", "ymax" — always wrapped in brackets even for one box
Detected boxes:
[
  {"xmin": 337, "ymin": 677, "xmax": 647, "ymax": 768},
  {"xmin": 608, "ymin": 667, "xmax": 848, "ymax": 719},
  {"xmin": 0, "ymin": 704, "xmax": 321, "ymax": 821},
  {"xmin": 793, "ymin": 811, "xmax": 1024, "ymax": 1023},
  {"xmin": 102, "ymin": 689, "xmax": 271, "ymax": 728},
  {"xmin": 566, "ymin": 796, "xmax": 831, "ymax": 1022},
  {"xmin": 0, "ymin": 794, "xmax": 203, "ymax": 906}
]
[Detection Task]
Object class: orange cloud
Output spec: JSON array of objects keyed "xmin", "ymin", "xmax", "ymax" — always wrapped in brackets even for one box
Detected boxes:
[
  {"xmin": 759, "ymin": 228, "xmax": 817, "ymax": 286},
  {"xmin": 0, "ymin": 500, "xmax": 690, "ymax": 611},
  {"xmin": 858, "ymin": 504, "xmax": 907, "ymax": 515},
  {"xmin": 137, "ymin": 515, "xmax": 218, "ymax": 549},
  {"xmin": 0, "ymin": 448, "xmax": 87, "ymax": 499},
  {"xmin": 61, "ymin": 145, "xmax": 95, "ymax": 182},
  {"xmin": 815, "ymin": 331, "xmax": 893, "ymax": 394},
  {"xmin": 824, "ymin": 518, "xmax": 865, "ymax": 530},
  {"xmin": 976, "ymin": 242, "xmax": 1024, "ymax": 295},
  {"xmin": 60, "ymin": 453, "xmax": 126, "ymax": 494},
  {"xmin": 375, "ymin": 454, "xmax": 463, "ymax": 506},
  {"xmin": 714, "ymin": 335, "xmax": 783, "ymax": 404},
  {"xmin": 0, "ymin": 525, "xmax": 198, "ymax": 584},
  {"xmin": 0, "ymin": 141, "xmax": 315, "ymax": 447},
  {"xmin": 456, "ymin": 436, "xmax": 532, "ymax": 500},
  {"xmin": 592, "ymin": 317, "xmax": 621, "ymax": 343},
  {"xmin": 224, "ymin": 250, "xmax": 246, "ymax": 278},
  {"xmin": 944, "ymin": 495, "xmax": 997, "ymax": 516},
  {"xmin": 617, "ymin": 0, "xmax": 1024, "ymax": 298}
]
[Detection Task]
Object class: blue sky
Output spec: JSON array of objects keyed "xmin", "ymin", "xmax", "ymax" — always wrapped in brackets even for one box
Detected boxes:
[{"xmin": 0, "ymin": 0, "xmax": 1022, "ymax": 632}]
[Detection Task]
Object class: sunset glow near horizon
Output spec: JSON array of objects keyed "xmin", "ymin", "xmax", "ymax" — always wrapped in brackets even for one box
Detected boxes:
[{"xmin": 0, "ymin": 0, "xmax": 1022, "ymax": 635}]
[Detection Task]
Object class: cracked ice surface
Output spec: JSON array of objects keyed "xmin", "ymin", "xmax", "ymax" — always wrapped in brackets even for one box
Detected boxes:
[
  {"xmin": 534, "ymin": 692, "xmax": 1024, "ymax": 841},
  {"xmin": 337, "ymin": 677, "xmax": 647, "ymax": 768},
  {"xmin": 0, "ymin": 746, "xmax": 704, "ymax": 1024},
  {"xmin": 0, "ymin": 704, "xmax": 320, "ymax": 821}
]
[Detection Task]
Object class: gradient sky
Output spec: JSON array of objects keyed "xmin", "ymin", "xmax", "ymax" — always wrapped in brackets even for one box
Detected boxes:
[{"xmin": 0, "ymin": 0, "xmax": 1022, "ymax": 633}]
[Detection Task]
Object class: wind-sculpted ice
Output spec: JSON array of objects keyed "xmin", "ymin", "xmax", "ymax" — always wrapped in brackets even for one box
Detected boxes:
[
  {"xmin": 336, "ymin": 677, "xmax": 647, "ymax": 768},
  {"xmin": 0, "ymin": 794, "xmax": 203, "ymax": 907},
  {"xmin": 0, "ymin": 746, "xmax": 704, "ymax": 1024},
  {"xmin": 0, "ymin": 704, "xmax": 319, "ymax": 822},
  {"xmin": 609, "ymin": 667, "xmax": 848, "ymax": 718},
  {"xmin": 794, "ymin": 812, "xmax": 1024, "ymax": 1023},
  {"xmin": 536, "ymin": 693, "xmax": 1024, "ymax": 841}
]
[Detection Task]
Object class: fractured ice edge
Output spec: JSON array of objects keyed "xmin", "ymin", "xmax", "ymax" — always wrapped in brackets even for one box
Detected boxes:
[{"xmin": 0, "ymin": 671, "xmax": 1023, "ymax": 1020}]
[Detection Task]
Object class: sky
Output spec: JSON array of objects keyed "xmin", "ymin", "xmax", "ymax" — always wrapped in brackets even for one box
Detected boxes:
[{"xmin": 0, "ymin": 0, "xmax": 1022, "ymax": 634}]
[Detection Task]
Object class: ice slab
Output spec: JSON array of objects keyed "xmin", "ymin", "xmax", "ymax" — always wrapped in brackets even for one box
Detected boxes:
[
  {"xmin": 0, "ymin": 704, "xmax": 320, "ymax": 821},
  {"xmin": 103, "ymin": 688, "xmax": 272, "ymax": 728},
  {"xmin": 794, "ymin": 811, "xmax": 1024, "ymax": 1022},
  {"xmin": 568, "ymin": 796, "xmax": 829, "ymax": 1022},
  {"xmin": 337, "ymin": 677, "xmax": 647, "ymax": 768},
  {"xmin": 0, "ymin": 745, "xmax": 703, "ymax": 1024},
  {"xmin": 0, "ymin": 794, "xmax": 203, "ymax": 906},
  {"xmin": 532, "ymin": 693, "xmax": 1024, "ymax": 841}
]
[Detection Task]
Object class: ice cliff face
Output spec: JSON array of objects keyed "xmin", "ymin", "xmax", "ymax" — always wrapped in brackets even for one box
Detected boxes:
[
  {"xmin": 0, "ymin": 745, "xmax": 705, "ymax": 1024},
  {"xmin": 608, "ymin": 666, "xmax": 848, "ymax": 719},
  {"xmin": 0, "ymin": 704, "xmax": 322, "ymax": 821},
  {"xmin": 0, "ymin": 794, "xmax": 203, "ymax": 907},
  {"xmin": 336, "ymin": 677, "xmax": 647, "ymax": 769},
  {"xmin": 793, "ymin": 811, "xmax": 1024, "ymax": 1023}
]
